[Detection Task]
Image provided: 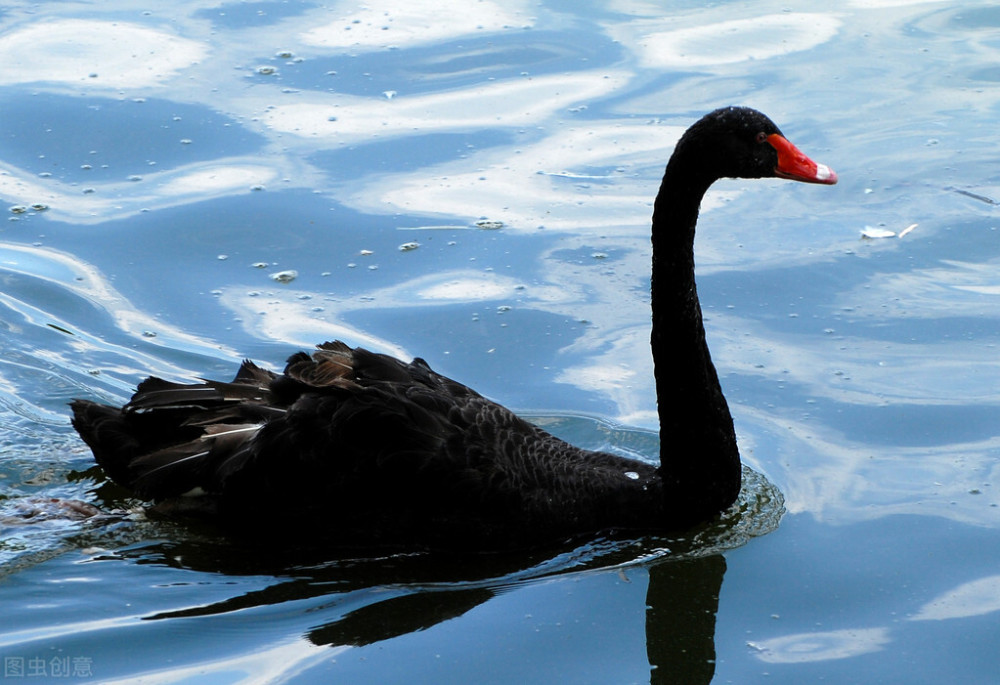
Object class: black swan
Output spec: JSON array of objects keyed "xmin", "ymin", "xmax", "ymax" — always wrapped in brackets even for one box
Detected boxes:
[{"xmin": 71, "ymin": 107, "xmax": 836, "ymax": 550}]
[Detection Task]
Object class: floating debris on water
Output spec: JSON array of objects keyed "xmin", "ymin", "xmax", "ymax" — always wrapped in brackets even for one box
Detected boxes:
[
  {"xmin": 270, "ymin": 270, "xmax": 298, "ymax": 284},
  {"xmin": 475, "ymin": 219, "xmax": 504, "ymax": 230},
  {"xmin": 251, "ymin": 262, "xmax": 269, "ymax": 269},
  {"xmin": 256, "ymin": 66, "xmax": 278, "ymax": 76},
  {"xmin": 46, "ymin": 323, "xmax": 74, "ymax": 336},
  {"xmin": 949, "ymin": 187, "xmax": 1000, "ymax": 205},
  {"xmin": 360, "ymin": 249, "xmax": 374, "ymax": 256},
  {"xmin": 9, "ymin": 205, "xmax": 27, "ymax": 214},
  {"xmin": 861, "ymin": 226, "xmax": 896, "ymax": 239},
  {"xmin": 30, "ymin": 203, "xmax": 48, "ymax": 211},
  {"xmin": 861, "ymin": 223, "xmax": 918, "ymax": 240},
  {"xmin": 398, "ymin": 241, "xmax": 420, "ymax": 252}
]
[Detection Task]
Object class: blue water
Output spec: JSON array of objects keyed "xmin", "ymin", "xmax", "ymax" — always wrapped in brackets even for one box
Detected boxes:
[{"xmin": 2, "ymin": 1, "xmax": 1000, "ymax": 683}]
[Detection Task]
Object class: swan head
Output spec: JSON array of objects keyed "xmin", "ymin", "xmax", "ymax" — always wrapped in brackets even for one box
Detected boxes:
[{"xmin": 678, "ymin": 106, "xmax": 838, "ymax": 186}]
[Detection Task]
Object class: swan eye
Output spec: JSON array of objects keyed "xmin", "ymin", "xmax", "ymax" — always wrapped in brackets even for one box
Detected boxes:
[{"xmin": 755, "ymin": 131, "xmax": 768, "ymax": 144}]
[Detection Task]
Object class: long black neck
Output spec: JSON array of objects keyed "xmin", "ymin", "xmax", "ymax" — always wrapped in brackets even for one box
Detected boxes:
[{"xmin": 650, "ymin": 154, "xmax": 741, "ymax": 526}]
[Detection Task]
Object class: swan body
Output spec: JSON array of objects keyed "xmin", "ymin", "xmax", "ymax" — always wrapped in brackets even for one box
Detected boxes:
[{"xmin": 71, "ymin": 107, "xmax": 836, "ymax": 550}]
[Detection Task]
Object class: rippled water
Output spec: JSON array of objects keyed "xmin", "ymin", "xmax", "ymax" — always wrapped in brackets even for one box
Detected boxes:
[{"xmin": 1, "ymin": 1, "xmax": 1000, "ymax": 683}]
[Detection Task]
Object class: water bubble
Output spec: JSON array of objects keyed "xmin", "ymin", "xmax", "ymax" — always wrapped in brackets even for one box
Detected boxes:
[
  {"xmin": 256, "ymin": 66, "xmax": 278, "ymax": 76},
  {"xmin": 398, "ymin": 241, "xmax": 419, "ymax": 252},
  {"xmin": 360, "ymin": 249, "xmax": 374, "ymax": 256},
  {"xmin": 251, "ymin": 262, "xmax": 269, "ymax": 269},
  {"xmin": 270, "ymin": 270, "xmax": 298, "ymax": 284},
  {"xmin": 383, "ymin": 90, "xmax": 397, "ymax": 99},
  {"xmin": 475, "ymin": 219, "xmax": 504, "ymax": 230},
  {"xmin": 275, "ymin": 50, "xmax": 294, "ymax": 59},
  {"xmin": 250, "ymin": 184, "xmax": 265, "ymax": 191},
  {"xmin": 29, "ymin": 204, "xmax": 48, "ymax": 211},
  {"xmin": 217, "ymin": 254, "xmax": 228, "ymax": 261},
  {"xmin": 141, "ymin": 330, "xmax": 157, "ymax": 338},
  {"xmin": 9, "ymin": 205, "xmax": 28, "ymax": 214}
]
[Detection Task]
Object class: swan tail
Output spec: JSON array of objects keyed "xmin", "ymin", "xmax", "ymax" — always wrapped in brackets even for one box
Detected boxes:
[{"xmin": 70, "ymin": 359, "xmax": 278, "ymax": 501}]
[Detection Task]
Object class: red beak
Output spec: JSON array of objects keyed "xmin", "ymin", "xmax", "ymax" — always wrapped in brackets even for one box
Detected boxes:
[{"xmin": 767, "ymin": 133, "xmax": 837, "ymax": 185}]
